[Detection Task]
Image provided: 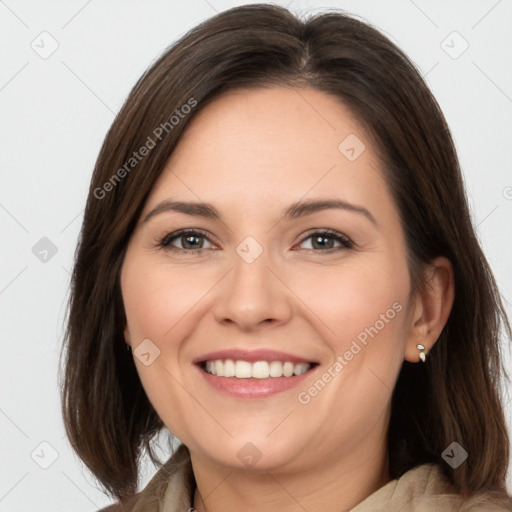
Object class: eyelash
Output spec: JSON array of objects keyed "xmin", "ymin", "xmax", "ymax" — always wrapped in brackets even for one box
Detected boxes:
[{"xmin": 157, "ymin": 229, "xmax": 354, "ymax": 254}]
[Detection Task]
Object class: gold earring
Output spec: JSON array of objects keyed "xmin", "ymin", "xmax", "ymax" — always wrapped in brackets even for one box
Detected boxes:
[{"xmin": 416, "ymin": 344, "xmax": 427, "ymax": 363}]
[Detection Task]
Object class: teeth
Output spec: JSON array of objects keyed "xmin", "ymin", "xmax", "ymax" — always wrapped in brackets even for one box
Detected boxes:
[
  {"xmin": 235, "ymin": 360, "xmax": 252, "ymax": 378},
  {"xmin": 293, "ymin": 363, "xmax": 310, "ymax": 376},
  {"xmin": 224, "ymin": 359, "xmax": 235, "ymax": 377},
  {"xmin": 203, "ymin": 360, "xmax": 312, "ymax": 378},
  {"xmin": 251, "ymin": 361, "xmax": 269, "ymax": 379},
  {"xmin": 283, "ymin": 361, "xmax": 294, "ymax": 377},
  {"xmin": 205, "ymin": 360, "xmax": 216, "ymax": 375},
  {"xmin": 269, "ymin": 361, "xmax": 283, "ymax": 377}
]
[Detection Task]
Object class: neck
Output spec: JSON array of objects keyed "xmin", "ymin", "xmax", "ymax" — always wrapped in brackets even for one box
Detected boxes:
[{"xmin": 191, "ymin": 427, "xmax": 390, "ymax": 512}]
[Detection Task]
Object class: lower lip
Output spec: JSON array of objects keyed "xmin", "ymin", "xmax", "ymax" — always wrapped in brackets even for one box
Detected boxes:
[{"xmin": 197, "ymin": 366, "xmax": 316, "ymax": 399}]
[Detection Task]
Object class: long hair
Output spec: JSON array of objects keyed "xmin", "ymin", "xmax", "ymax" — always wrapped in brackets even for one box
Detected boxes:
[{"xmin": 59, "ymin": 3, "xmax": 511, "ymax": 501}]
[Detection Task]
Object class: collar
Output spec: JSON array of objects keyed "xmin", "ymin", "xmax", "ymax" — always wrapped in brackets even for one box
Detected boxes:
[{"xmin": 108, "ymin": 444, "xmax": 506, "ymax": 511}]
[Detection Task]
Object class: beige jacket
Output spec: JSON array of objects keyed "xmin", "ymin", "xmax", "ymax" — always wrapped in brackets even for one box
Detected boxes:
[{"xmin": 100, "ymin": 445, "xmax": 512, "ymax": 511}]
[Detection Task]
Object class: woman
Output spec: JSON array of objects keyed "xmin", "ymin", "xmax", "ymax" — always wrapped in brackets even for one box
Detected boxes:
[{"xmin": 60, "ymin": 4, "xmax": 512, "ymax": 510}]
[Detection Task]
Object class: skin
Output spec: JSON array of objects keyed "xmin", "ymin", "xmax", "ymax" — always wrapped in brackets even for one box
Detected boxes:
[{"xmin": 120, "ymin": 86, "xmax": 454, "ymax": 511}]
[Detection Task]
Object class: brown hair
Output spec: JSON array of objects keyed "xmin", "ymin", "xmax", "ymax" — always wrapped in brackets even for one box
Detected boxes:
[{"xmin": 59, "ymin": 3, "xmax": 512, "ymax": 503}]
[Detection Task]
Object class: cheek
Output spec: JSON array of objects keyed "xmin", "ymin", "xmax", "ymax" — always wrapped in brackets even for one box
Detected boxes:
[
  {"xmin": 120, "ymin": 253, "xmax": 209, "ymax": 434},
  {"xmin": 291, "ymin": 262, "xmax": 409, "ymax": 439},
  {"xmin": 292, "ymin": 257, "xmax": 410, "ymax": 413},
  {"xmin": 290, "ymin": 258, "xmax": 410, "ymax": 350},
  {"xmin": 121, "ymin": 256, "xmax": 210, "ymax": 342}
]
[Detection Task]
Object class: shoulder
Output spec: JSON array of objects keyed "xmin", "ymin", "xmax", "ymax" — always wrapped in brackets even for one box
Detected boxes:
[
  {"xmin": 406, "ymin": 464, "xmax": 512, "ymax": 511},
  {"xmin": 351, "ymin": 463, "xmax": 512, "ymax": 511},
  {"xmin": 97, "ymin": 444, "xmax": 194, "ymax": 512}
]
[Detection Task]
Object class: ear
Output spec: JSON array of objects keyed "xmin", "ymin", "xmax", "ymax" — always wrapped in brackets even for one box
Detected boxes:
[{"xmin": 404, "ymin": 256, "xmax": 455, "ymax": 363}]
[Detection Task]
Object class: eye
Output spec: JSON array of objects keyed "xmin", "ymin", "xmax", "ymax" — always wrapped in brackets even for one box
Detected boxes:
[
  {"xmin": 297, "ymin": 230, "xmax": 353, "ymax": 251},
  {"xmin": 158, "ymin": 229, "xmax": 215, "ymax": 252},
  {"xmin": 157, "ymin": 229, "xmax": 352, "ymax": 253}
]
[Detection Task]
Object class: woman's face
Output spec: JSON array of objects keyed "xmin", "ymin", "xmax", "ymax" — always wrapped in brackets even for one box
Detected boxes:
[{"xmin": 121, "ymin": 86, "xmax": 416, "ymax": 473}]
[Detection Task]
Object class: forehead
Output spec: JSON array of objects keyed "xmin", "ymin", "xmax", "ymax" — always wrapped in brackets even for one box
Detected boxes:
[{"xmin": 147, "ymin": 86, "xmax": 392, "ymax": 221}]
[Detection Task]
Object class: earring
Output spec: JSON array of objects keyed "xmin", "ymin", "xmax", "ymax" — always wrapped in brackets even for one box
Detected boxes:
[
  {"xmin": 126, "ymin": 344, "xmax": 132, "ymax": 353},
  {"xmin": 416, "ymin": 344, "xmax": 427, "ymax": 363}
]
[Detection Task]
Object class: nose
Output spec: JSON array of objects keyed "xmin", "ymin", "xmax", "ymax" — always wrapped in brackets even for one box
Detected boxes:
[{"xmin": 213, "ymin": 246, "xmax": 293, "ymax": 332}]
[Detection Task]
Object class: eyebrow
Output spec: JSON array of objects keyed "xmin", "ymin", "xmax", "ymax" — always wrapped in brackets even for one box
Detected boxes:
[{"xmin": 143, "ymin": 198, "xmax": 377, "ymax": 226}]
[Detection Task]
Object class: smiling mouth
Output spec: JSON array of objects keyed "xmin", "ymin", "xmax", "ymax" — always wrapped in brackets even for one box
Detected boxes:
[{"xmin": 199, "ymin": 359, "xmax": 319, "ymax": 379}]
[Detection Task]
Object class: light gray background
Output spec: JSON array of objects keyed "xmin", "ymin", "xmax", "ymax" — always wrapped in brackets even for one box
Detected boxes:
[{"xmin": 1, "ymin": 0, "xmax": 511, "ymax": 510}]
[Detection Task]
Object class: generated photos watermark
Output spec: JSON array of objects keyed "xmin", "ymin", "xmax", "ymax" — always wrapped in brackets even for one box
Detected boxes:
[
  {"xmin": 94, "ymin": 97, "xmax": 197, "ymax": 200},
  {"xmin": 297, "ymin": 301, "xmax": 403, "ymax": 405}
]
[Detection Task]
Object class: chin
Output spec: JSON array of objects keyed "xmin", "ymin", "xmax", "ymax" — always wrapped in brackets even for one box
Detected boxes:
[{"xmin": 188, "ymin": 432, "xmax": 312, "ymax": 473}]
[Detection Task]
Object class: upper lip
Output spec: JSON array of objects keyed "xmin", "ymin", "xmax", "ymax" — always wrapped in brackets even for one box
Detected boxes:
[{"xmin": 193, "ymin": 349, "xmax": 318, "ymax": 365}]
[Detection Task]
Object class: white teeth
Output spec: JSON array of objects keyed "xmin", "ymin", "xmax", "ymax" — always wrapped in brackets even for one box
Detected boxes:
[
  {"xmin": 283, "ymin": 361, "xmax": 294, "ymax": 377},
  {"xmin": 293, "ymin": 363, "xmax": 310, "ymax": 376},
  {"xmin": 251, "ymin": 361, "xmax": 269, "ymax": 379},
  {"xmin": 223, "ymin": 359, "xmax": 235, "ymax": 377},
  {"xmin": 235, "ymin": 360, "xmax": 252, "ymax": 378},
  {"xmin": 203, "ymin": 359, "xmax": 312, "ymax": 378},
  {"xmin": 269, "ymin": 361, "xmax": 283, "ymax": 377},
  {"xmin": 205, "ymin": 360, "xmax": 216, "ymax": 375}
]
